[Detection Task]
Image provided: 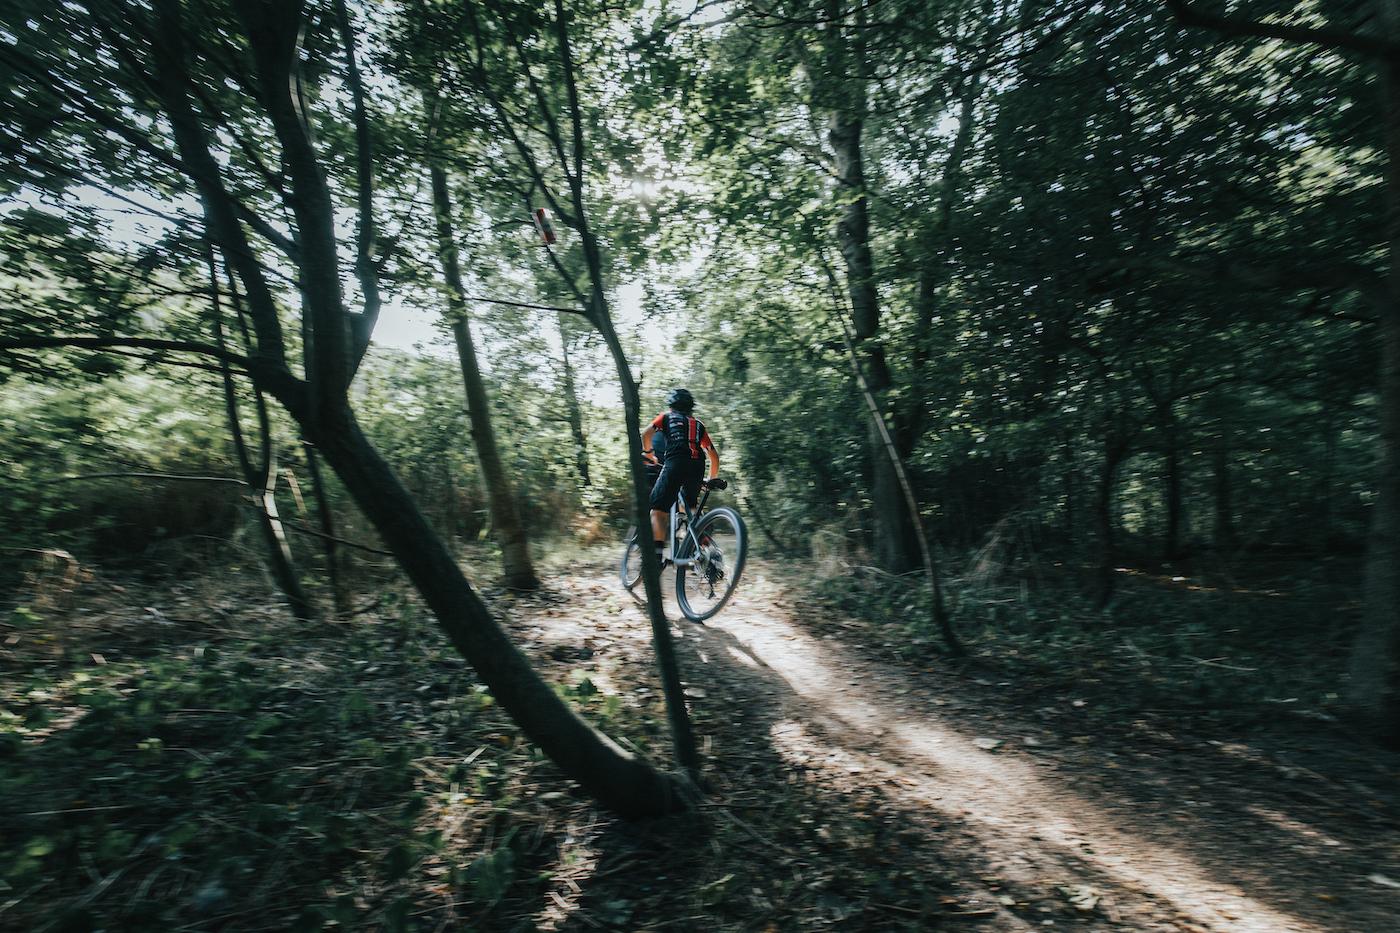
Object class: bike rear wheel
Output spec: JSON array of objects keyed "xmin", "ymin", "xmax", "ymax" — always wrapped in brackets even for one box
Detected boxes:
[
  {"xmin": 619, "ymin": 527, "xmax": 644, "ymax": 597},
  {"xmin": 675, "ymin": 506, "xmax": 746, "ymax": 622}
]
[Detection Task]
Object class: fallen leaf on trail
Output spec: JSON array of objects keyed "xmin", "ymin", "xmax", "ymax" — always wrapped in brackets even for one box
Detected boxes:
[
  {"xmin": 972, "ymin": 737, "xmax": 1002, "ymax": 751},
  {"xmin": 1367, "ymin": 874, "xmax": 1400, "ymax": 889},
  {"xmin": 1058, "ymin": 885, "xmax": 1101, "ymax": 912}
]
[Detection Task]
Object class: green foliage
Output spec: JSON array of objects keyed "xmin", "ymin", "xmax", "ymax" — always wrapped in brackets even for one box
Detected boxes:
[{"xmin": 0, "ymin": 579, "xmax": 571, "ymax": 929}]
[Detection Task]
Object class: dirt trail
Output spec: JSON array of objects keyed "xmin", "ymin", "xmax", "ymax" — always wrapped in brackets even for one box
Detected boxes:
[{"xmin": 513, "ymin": 560, "xmax": 1400, "ymax": 931}]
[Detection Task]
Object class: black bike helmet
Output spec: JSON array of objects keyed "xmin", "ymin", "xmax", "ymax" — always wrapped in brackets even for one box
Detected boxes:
[{"xmin": 666, "ymin": 387, "xmax": 695, "ymax": 412}]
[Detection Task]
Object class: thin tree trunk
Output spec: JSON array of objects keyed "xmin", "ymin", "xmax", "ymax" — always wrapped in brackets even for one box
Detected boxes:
[
  {"xmin": 1094, "ymin": 436, "xmax": 1127, "ymax": 611},
  {"xmin": 827, "ymin": 264, "xmax": 961, "ymax": 655},
  {"xmin": 429, "ymin": 161, "xmax": 539, "ymax": 590},
  {"xmin": 1062, "ymin": 431, "xmax": 1077, "ymax": 540},
  {"xmin": 206, "ymin": 238, "xmax": 316, "ymax": 623},
  {"xmin": 587, "ymin": 273, "xmax": 702, "ymax": 782},
  {"xmin": 222, "ymin": 368, "xmax": 317, "ymax": 623},
  {"xmin": 1349, "ymin": 42, "xmax": 1400, "ymax": 739},
  {"xmin": 1318, "ymin": 411, "xmax": 1337, "ymax": 559},
  {"xmin": 304, "ymin": 404, "xmax": 685, "ymax": 814},
  {"xmin": 829, "ymin": 113, "xmax": 917, "ymax": 572},
  {"xmin": 822, "ymin": 8, "xmax": 917, "ymax": 575},
  {"xmin": 540, "ymin": 0, "xmax": 700, "ymax": 783},
  {"xmin": 1213, "ymin": 440, "xmax": 1236, "ymax": 555},
  {"xmin": 1164, "ymin": 419, "xmax": 1184, "ymax": 561},
  {"xmin": 559, "ymin": 313, "xmax": 591, "ymax": 486}
]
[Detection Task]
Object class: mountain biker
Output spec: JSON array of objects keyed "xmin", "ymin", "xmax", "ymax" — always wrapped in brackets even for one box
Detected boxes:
[{"xmin": 641, "ymin": 387, "xmax": 720, "ymax": 563}]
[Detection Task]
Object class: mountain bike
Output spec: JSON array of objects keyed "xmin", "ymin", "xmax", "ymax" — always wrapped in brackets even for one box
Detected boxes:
[{"xmin": 620, "ymin": 476, "xmax": 747, "ymax": 622}]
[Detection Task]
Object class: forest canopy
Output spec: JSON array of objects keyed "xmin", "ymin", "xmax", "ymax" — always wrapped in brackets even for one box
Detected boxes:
[{"xmin": 3, "ymin": 0, "xmax": 1400, "ymax": 927}]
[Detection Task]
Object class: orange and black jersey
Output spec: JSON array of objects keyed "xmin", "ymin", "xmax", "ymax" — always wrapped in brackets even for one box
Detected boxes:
[{"xmin": 649, "ymin": 410, "xmax": 715, "ymax": 463}]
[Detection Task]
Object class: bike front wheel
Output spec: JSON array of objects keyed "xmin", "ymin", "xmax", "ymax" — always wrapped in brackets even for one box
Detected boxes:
[{"xmin": 675, "ymin": 506, "xmax": 747, "ymax": 622}]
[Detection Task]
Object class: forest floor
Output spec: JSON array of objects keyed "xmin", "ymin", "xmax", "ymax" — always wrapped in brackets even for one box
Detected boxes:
[
  {"xmin": 4, "ymin": 550, "xmax": 1400, "ymax": 931},
  {"xmin": 493, "ymin": 557, "xmax": 1400, "ymax": 932}
]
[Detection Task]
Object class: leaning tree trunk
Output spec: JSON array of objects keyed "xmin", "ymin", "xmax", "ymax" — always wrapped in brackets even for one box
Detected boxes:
[
  {"xmin": 830, "ymin": 282, "xmax": 961, "ymax": 656},
  {"xmin": 1349, "ymin": 43, "xmax": 1400, "ymax": 739},
  {"xmin": 306, "ymin": 403, "xmax": 685, "ymax": 813},
  {"xmin": 153, "ymin": 0, "xmax": 683, "ymax": 818},
  {"xmin": 430, "ymin": 162, "xmax": 539, "ymax": 590}
]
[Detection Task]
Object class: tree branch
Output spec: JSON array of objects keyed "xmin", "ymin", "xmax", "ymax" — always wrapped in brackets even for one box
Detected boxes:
[
  {"xmin": 335, "ymin": 0, "xmax": 383, "ymax": 368},
  {"xmin": 1164, "ymin": 0, "xmax": 1400, "ymax": 58},
  {"xmin": 0, "ymin": 335, "xmax": 248, "ymax": 366}
]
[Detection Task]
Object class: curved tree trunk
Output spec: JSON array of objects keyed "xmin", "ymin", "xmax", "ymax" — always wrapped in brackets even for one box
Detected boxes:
[
  {"xmin": 430, "ymin": 162, "xmax": 540, "ymax": 590},
  {"xmin": 207, "ymin": 238, "xmax": 317, "ymax": 624},
  {"xmin": 226, "ymin": 387, "xmax": 317, "ymax": 623},
  {"xmin": 306, "ymin": 404, "xmax": 685, "ymax": 814},
  {"xmin": 828, "ymin": 265, "xmax": 960, "ymax": 655}
]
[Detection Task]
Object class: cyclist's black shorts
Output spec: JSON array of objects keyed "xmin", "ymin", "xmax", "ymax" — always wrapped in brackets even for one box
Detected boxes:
[{"xmin": 650, "ymin": 457, "xmax": 704, "ymax": 512}]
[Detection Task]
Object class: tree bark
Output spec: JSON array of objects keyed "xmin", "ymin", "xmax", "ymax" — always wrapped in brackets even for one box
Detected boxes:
[
  {"xmin": 558, "ymin": 312, "xmax": 592, "ymax": 486},
  {"xmin": 429, "ymin": 162, "xmax": 540, "ymax": 590},
  {"xmin": 304, "ymin": 404, "xmax": 685, "ymax": 814}
]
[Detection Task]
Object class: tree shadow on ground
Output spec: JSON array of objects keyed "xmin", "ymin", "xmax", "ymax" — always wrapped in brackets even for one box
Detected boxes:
[{"xmin": 674, "ymin": 564, "xmax": 1400, "ymax": 932}]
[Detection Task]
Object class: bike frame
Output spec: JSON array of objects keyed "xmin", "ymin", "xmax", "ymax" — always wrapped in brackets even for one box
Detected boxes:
[{"xmin": 666, "ymin": 485, "xmax": 714, "ymax": 567}]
